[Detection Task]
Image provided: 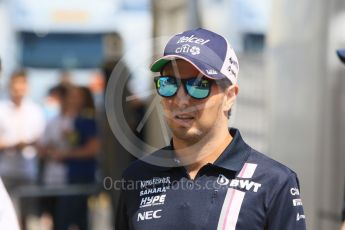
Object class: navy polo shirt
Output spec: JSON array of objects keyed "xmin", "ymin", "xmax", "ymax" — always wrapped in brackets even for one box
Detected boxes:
[{"xmin": 116, "ymin": 128, "xmax": 306, "ymax": 230}]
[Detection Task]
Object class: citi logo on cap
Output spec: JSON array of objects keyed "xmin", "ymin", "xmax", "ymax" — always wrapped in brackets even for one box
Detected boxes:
[
  {"xmin": 177, "ymin": 34, "xmax": 210, "ymax": 45},
  {"xmin": 175, "ymin": 45, "xmax": 201, "ymax": 56}
]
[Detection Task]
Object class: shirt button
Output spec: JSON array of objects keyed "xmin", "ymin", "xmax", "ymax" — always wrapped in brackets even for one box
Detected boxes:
[{"xmin": 174, "ymin": 158, "xmax": 181, "ymax": 164}]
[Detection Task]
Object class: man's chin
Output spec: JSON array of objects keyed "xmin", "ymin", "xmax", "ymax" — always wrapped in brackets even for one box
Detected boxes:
[{"xmin": 171, "ymin": 127, "xmax": 203, "ymax": 143}]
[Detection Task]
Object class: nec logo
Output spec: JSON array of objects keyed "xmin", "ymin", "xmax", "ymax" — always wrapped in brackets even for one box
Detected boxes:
[{"xmin": 137, "ymin": 209, "xmax": 162, "ymax": 222}]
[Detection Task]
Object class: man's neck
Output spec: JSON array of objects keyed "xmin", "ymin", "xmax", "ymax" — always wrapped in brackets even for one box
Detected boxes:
[
  {"xmin": 173, "ymin": 128, "xmax": 232, "ymax": 179},
  {"xmin": 11, "ymin": 98, "xmax": 23, "ymax": 107}
]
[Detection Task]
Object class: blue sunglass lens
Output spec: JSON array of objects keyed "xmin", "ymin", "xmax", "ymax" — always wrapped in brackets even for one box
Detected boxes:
[
  {"xmin": 186, "ymin": 78, "xmax": 210, "ymax": 99},
  {"xmin": 156, "ymin": 76, "xmax": 178, "ymax": 97}
]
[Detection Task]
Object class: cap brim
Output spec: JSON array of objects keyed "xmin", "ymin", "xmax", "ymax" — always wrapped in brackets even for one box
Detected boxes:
[
  {"xmin": 150, "ymin": 55, "xmax": 226, "ymax": 80},
  {"xmin": 337, "ymin": 49, "xmax": 345, "ymax": 64}
]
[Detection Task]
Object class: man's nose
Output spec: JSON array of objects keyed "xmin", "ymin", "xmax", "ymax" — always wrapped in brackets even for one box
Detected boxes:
[{"xmin": 174, "ymin": 85, "xmax": 190, "ymax": 108}]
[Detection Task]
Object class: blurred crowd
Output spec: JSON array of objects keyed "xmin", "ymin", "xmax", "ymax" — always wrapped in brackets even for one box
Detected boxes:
[{"xmin": 0, "ymin": 64, "xmax": 144, "ymax": 230}]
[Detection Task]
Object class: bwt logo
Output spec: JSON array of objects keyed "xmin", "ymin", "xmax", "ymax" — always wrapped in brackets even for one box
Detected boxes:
[
  {"xmin": 216, "ymin": 174, "xmax": 262, "ymax": 192},
  {"xmin": 137, "ymin": 209, "xmax": 162, "ymax": 222},
  {"xmin": 217, "ymin": 174, "xmax": 230, "ymax": 186}
]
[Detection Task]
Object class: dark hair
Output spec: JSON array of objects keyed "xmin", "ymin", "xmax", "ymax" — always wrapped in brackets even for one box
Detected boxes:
[
  {"xmin": 216, "ymin": 78, "xmax": 232, "ymax": 90},
  {"xmin": 215, "ymin": 78, "xmax": 232, "ymax": 118},
  {"xmin": 10, "ymin": 69, "xmax": 27, "ymax": 81},
  {"xmin": 78, "ymin": 86, "xmax": 96, "ymax": 115},
  {"xmin": 48, "ymin": 84, "xmax": 69, "ymax": 100}
]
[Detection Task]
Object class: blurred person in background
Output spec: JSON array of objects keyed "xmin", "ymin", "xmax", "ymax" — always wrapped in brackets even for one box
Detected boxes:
[
  {"xmin": 0, "ymin": 58, "xmax": 20, "ymax": 230},
  {"xmin": 42, "ymin": 74, "xmax": 73, "ymax": 121},
  {"xmin": 48, "ymin": 86, "xmax": 100, "ymax": 230},
  {"xmin": 100, "ymin": 32, "xmax": 145, "ymax": 228},
  {"xmin": 0, "ymin": 68, "xmax": 45, "ymax": 228},
  {"xmin": 38, "ymin": 84, "xmax": 72, "ymax": 185},
  {"xmin": 337, "ymin": 49, "xmax": 345, "ymax": 230},
  {"xmin": 0, "ymin": 69, "xmax": 46, "ymax": 189},
  {"xmin": 37, "ymin": 84, "xmax": 73, "ymax": 229}
]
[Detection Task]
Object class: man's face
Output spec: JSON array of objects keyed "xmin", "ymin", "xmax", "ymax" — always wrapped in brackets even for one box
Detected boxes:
[
  {"xmin": 160, "ymin": 59, "xmax": 236, "ymax": 143},
  {"xmin": 10, "ymin": 76, "xmax": 28, "ymax": 103}
]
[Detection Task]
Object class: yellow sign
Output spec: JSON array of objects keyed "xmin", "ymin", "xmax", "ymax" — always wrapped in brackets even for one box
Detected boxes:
[{"xmin": 52, "ymin": 10, "xmax": 89, "ymax": 23}]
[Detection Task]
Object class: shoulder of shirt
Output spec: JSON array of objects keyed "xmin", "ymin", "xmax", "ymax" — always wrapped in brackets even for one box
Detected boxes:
[
  {"xmin": 22, "ymin": 99, "xmax": 44, "ymax": 113},
  {"xmin": 0, "ymin": 99, "xmax": 45, "ymax": 122},
  {"xmin": 247, "ymin": 148, "xmax": 299, "ymax": 182},
  {"xmin": 121, "ymin": 146, "xmax": 171, "ymax": 180}
]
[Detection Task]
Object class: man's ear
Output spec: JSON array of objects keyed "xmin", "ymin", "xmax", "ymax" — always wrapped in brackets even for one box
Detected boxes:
[{"xmin": 223, "ymin": 84, "xmax": 239, "ymax": 111}]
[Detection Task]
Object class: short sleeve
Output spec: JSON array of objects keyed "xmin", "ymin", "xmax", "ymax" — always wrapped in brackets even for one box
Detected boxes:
[{"xmin": 265, "ymin": 173, "xmax": 306, "ymax": 230}]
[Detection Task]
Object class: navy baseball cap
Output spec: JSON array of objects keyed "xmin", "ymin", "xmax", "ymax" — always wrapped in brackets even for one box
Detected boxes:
[
  {"xmin": 150, "ymin": 28, "xmax": 239, "ymax": 85},
  {"xmin": 337, "ymin": 49, "xmax": 345, "ymax": 64}
]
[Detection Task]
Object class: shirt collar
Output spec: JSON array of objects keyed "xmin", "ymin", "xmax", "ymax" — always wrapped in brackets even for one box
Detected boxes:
[
  {"xmin": 212, "ymin": 128, "xmax": 251, "ymax": 172},
  {"xmin": 145, "ymin": 128, "xmax": 251, "ymax": 173}
]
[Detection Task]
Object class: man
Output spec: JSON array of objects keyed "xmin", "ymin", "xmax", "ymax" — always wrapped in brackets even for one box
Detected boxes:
[
  {"xmin": 0, "ymin": 69, "xmax": 45, "ymax": 228},
  {"xmin": 116, "ymin": 28, "xmax": 306, "ymax": 229},
  {"xmin": 337, "ymin": 49, "xmax": 345, "ymax": 230},
  {"xmin": 0, "ymin": 69, "xmax": 45, "ymax": 190},
  {"xmin": 0, "ymin": 58, "xmax": 21, "ymax": 230}
]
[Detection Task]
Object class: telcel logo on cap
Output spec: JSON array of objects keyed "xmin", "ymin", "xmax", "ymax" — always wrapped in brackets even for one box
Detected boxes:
[{"xmin": 176, "ymin": 34, "xmax": 210, "ymax": 45}]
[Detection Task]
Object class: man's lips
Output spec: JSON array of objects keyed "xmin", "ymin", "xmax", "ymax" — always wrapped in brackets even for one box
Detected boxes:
[
  {"xmin": 175, "ymin": 114, "xmax": 195, "ymax": 120},
  {"xmin": 172, "ymin": 113, "xmax": 195, "ymax": 126}
]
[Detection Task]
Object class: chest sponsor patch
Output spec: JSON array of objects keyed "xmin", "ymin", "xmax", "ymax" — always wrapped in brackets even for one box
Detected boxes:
[
  {"xmin": 217, "ymin": 174, "xmax": 262, "ymax": 193},
  {"xmin": 140, "ymin": 194, "xmax": 166, "ymax": 208},
  {"xmin": 137, "ymin": 209, "xmax": 162, "ymax": 222},
  {"xmin": 140, "ymin": 186, "xmax": 169, "ymax": 196}
]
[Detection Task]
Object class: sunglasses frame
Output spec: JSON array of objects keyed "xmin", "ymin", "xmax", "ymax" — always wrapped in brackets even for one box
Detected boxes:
[{"xmin": 153, "ymin": 75, "xmax": 214, "ymax": 99}]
